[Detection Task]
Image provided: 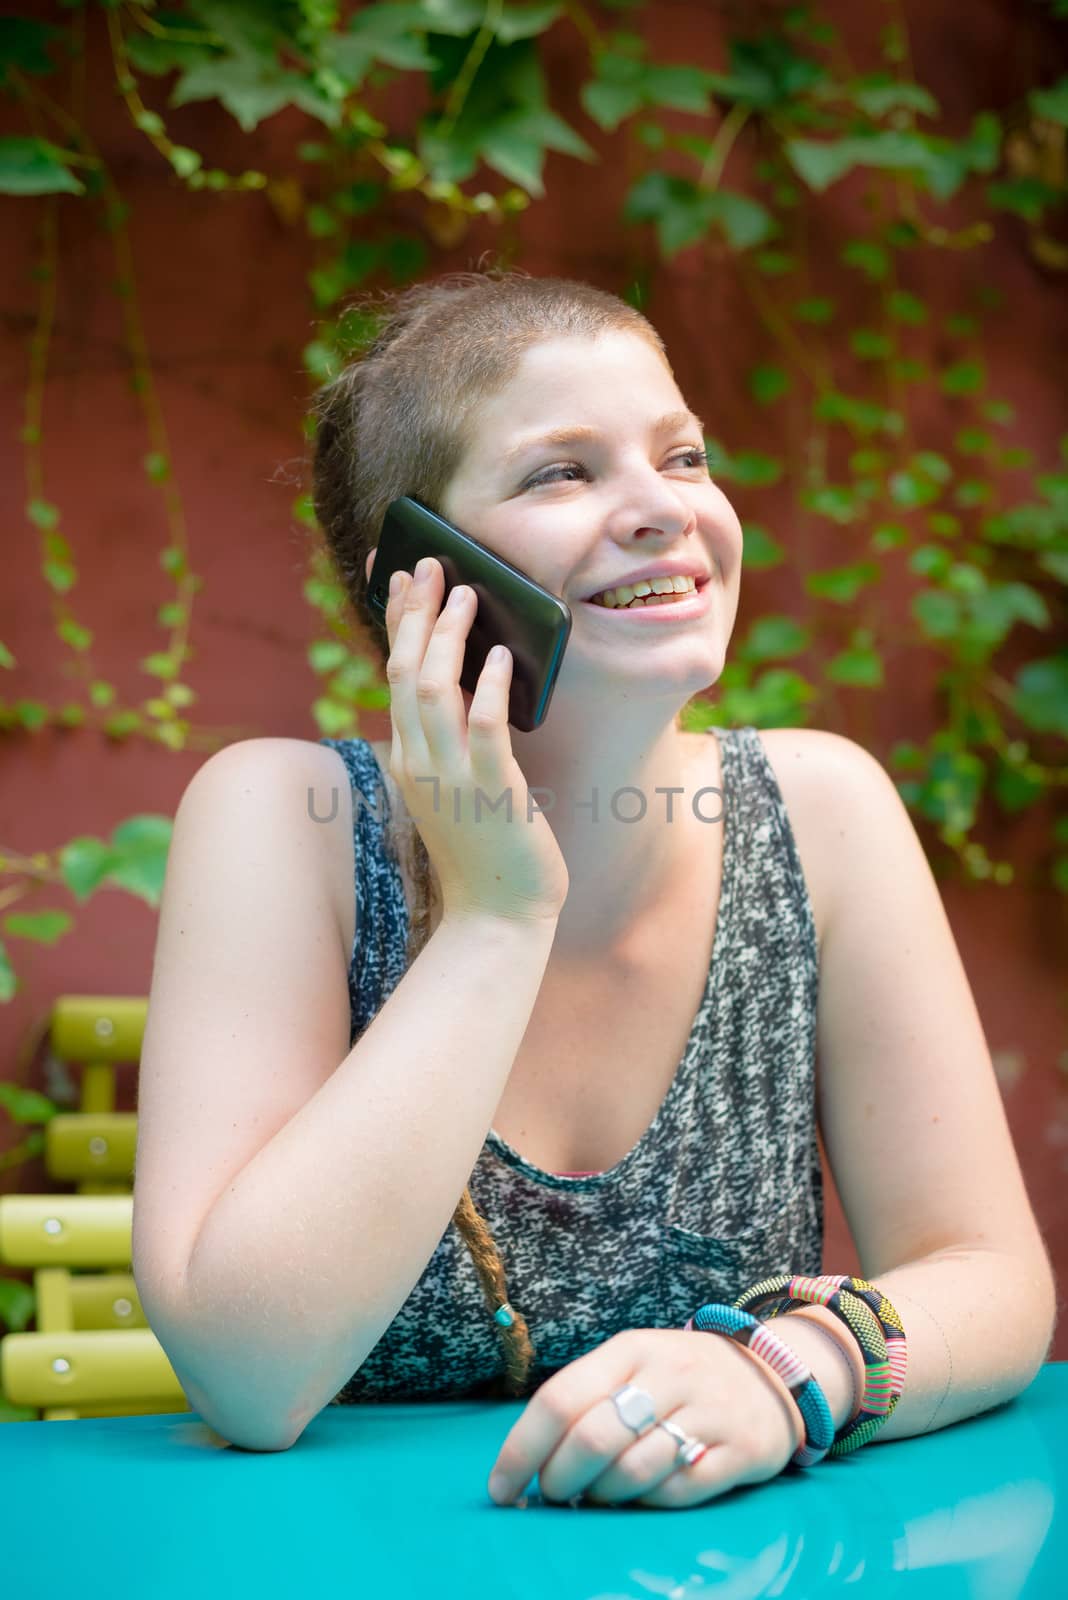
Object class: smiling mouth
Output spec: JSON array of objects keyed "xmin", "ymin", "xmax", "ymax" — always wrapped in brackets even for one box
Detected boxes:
[{"xmin": 582, "ymin": 576, "xmax": 710, "ymax": 608}]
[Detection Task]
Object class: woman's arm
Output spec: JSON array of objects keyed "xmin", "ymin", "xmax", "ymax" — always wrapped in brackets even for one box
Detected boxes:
[
  {"xmin": 772, "ymin": 730, "xmax": 1058, "ymax": 1444},
  {"xmin": 184, "ymin": 911, "xmax": 559, "ymax": 1448},
  {"xmin": 770, "ymin": 1245, "xmax": 1056, "ymax": 1443}
]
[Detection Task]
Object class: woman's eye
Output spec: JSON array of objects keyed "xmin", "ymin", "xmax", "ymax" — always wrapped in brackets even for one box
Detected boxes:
[{"xmin": 524, "ymin": 448, "xmax": 708, "ymax": 489}]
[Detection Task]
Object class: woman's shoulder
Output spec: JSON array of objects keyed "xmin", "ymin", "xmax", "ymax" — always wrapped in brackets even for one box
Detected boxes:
[{"xmin": 747, "ymin": 726, "xmax": 880, "ymax": 955}]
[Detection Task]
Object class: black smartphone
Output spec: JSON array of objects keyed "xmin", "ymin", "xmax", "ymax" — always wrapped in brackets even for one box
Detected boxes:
[{"xmin": 367, "ymin": 495, "xmax": 573, "ymax": 732}]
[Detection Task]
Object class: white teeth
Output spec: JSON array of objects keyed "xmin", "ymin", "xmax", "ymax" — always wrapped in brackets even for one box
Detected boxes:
[{"xmin": 592, "ymin": 575, "xmax": 697, "ymax": 608}]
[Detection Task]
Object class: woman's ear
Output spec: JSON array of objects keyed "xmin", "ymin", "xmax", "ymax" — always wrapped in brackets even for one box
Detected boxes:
[{"xmin": 365, "ymin": 546, "xmax": 377, "ymax": 583}]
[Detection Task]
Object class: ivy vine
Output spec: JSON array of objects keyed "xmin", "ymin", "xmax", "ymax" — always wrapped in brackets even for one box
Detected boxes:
[{"xmin": 0, "ymin": 2, "xmax": 1066, "ymax": 1041}]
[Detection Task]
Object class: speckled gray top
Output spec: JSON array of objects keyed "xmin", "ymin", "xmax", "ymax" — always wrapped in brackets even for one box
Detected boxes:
[{"xmin": 316, "ymin": 726, "xmax": 823, "ymax": 1402}]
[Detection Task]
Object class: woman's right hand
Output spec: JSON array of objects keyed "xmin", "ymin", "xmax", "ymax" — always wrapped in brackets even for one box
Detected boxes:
[{"xmin": 382, "ymin": 556, "xmax": 570, "ymax": 927}]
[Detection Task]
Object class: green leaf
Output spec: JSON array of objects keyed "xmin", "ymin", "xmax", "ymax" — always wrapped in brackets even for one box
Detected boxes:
[
  {"xmin": 581, "ymin": 76, "xmax": 642, "ymax": 129},
  {"xmin": 729, "ymin": 450, "xmax": 783, "ymax": 486},
  {"xmin": 0, "ymin": 1274, "xmax": 36, "ymax": 1335},
  {"xmin": 722, "ymin": 666, "xmax": 815, "ymax": 727},
  {"xmin": 56, "ymin": 618, "xmax": 92, "ymax": 652},
  {"xmin": 983, "ymin": 400, "xmax": 1015, "ymax": 426},
  {"xmin": 913, "ymin": 451, "xmax": 953, "ymax": 482},
  {"xmin": 57, "ymin": 838, "xmax": 121, "ymax": 902},
  {"xmin": 741, "ymin": 523, "xmax": 785, "ymax": 568},
  {"xmin": 886, "ymin": 289, "xmax": 926, "ymax": 324},
  {"xmin": 815, "ymin": 390, "xmax": 900, "ymax": 436},
  {"xmin": 978, "ymin": 581, "xmax": 1050, "ymax": 628},
  {"xmin": 787, "ymin": 119, "xmax": 999, "ymax": 198},
  {"xmin": 908, "ymin": 545, "xmax": 952, "ymax": 579},
  {"xmin": 481, "ymin": 105, "xmax": 594, "ymax": 195},
  {"xmin": 851, "ymin": 328, "xmax": 893, "ymax": 359},
  {"xmin": 624, "ymin": 173, "xmax": 774, "ymax": 256},
  {"xmin": 1011, "ymin": 653, "xmax": 1068, "ymax": 736},
  {"xmin": 709, "ymin": 189, "xmax": 777, "ymax": 250},
  {"xmin": 641, "ymin": 63, "xmax": 713, "ymax": 115},
  {"xmin": 841, "ymin": 239, "xmax": 889, "ymax": 280},
  {"xmin": 140, "ymin": 652, "xmax": 179, "ymax": 681},
  {"xmin": 331, "ymin": 17, "xmax": 431, "ymax": 79},
  {"xmin": 707, "ymin": 35, "xmax": 825, "ymax": 111},
  {"xmin": 26, "ymin": 498, "xmax": 59, "ymax": 530},
  {"xmin": 802, "ymin": 484, "xmax": 858, "ymax": 523},
  {"xmin": 1030, "ymin": 76, "xmax": 1068, "ymax": 126},
  {"xmin": 172, "ymin": 54, "xmax": 341, "ymax": 132},
  {"xmin": 303, "ymin": 339, "xmax": 341, "ymax": 382},
  {"xmin": 912, "ymin": 589, "xmax": 961, "ymax": 639},
  {"xmin": 125, "ymin": 9, "xmax": 219, "ymax": 75},
  {"xmin": 754, "ymin": 249, "xmax": 796, "ymax": 276},
  {"xmin": 0, "ymin": 17, "xmax": 61, "ymax": 85},
  {"xmin": 890, "ymin": 740, "xmax": 926, "ymax": 772},
  {"xmin": 496, "ymin": 3, "xmax": 565, "ymax": 45},
  {"xmin": 2, "ymin": 910, "xmax": 72, "ymax": 946},
  {"xmin": 785, "ymin": 136, "xmax": 856, "ymax": 190},
  {"xmin": 994, "ymin": 759, "xmax": 1045, "ymax": 814},
  {"xmin": 824, "ymin": 641, "xmax": 884, "ymax": 686},
  {"xmin": 945, "ymin": 562, "xmax": 987, "ymax": 596},
  {"xmin": 740, "ymin": 614, "xmax": 811, "ymax": 662},
  {"xmin": 1038, "ymin": 551, "xmax": 1068, "ymax": 584},
  {"xmin": 890, "ymin": 468, "xmax": 941, "ymax": 509},
  {"xmin": 793, "ymin": 296, "xmax": 834, "ymax": 323},
  {"xmin": 106, "ymin": 816, "xmax": 174, "ymax": 906},
  {"xmin": 309, "ymin": 639, "xmax": 349, "ymax": 673},
  {"xmin": 954, "ymin": 479, "xmax": 992, "ymax": 508},
  {"xmin": 940, "ymin": 360, "xmax": 985, "ymax": 395},
  {"xmin": 0, "ymin": 939, "xmax": 15, "ymax": 1003},
  {"xmin": 987, "ymin": 177, "xmax": 1061, "ymax": 221},
  {"xmin": 748, "ymin": 364, "xmax": 790, "ymax": 405},
  {"xmin": 804, "ymin": 561, "xmax": 881, "ymax": 602},
  {"xmin": 703, "ymin": 439, "xmax": 782, "ymax": 485},
  {"xmin": 420, "ymin": 35, "xmax": 592, "ymax": 195},
  {"xmin": 0, "ymin": 136, "xmax": 83, "ymax": 195},
  {"xmin": 850, "ymin": 75, "xmax": 939, "ymax": 119},
  {"xmin": 955, "ymin": 428, "xmax": 991, "ymax": 456},
  {"xmin": 0, "ymin": 1081, "xmax": 57, "ymax": 1124},
  {"xmin": 871, "ymin": 522, "xmax": 908, "ymax": 551}
]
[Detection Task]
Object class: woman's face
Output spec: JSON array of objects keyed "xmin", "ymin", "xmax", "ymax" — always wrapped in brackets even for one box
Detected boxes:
[{"xmin": 436, "ymin": 330, "xmax": 744, "ymax": 704}]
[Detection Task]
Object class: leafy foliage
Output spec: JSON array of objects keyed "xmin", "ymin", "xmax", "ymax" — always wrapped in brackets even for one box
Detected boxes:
[{"xmin": 0, "ymin": 0, "xmax": 1066, "ymax": 1044}]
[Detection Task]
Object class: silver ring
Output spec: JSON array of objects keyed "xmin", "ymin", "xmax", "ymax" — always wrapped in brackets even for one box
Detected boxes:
[
  {"xmin": 610, "ymin": 1383, "xmax": 657, "ymax": 1437},
  {"xmin": 656, "ymin": 1418, "xmax": 708, "ymax": 1467}
]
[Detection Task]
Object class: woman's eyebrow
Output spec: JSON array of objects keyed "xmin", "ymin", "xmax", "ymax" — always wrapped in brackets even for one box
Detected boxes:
[{"xmin": 501, "ymin": 409, "xmax": 706, "ymax": 464}]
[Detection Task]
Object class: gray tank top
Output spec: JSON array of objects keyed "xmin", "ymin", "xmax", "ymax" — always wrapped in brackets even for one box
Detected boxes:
[{"xmin": 316, "ymin": 726, "xmax": 823, "ymax": 1401}]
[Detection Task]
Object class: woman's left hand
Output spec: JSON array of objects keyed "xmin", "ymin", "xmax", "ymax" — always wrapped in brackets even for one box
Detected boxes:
[{"xmin": 487, "ymin": 1327, "xmax": 798, "ymax": 1509}]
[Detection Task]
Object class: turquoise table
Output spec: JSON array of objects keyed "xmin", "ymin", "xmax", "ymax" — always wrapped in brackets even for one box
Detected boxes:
[{"xmin": 3, "ymin": 1364, "xmax": 1065, "ymax": 1599}]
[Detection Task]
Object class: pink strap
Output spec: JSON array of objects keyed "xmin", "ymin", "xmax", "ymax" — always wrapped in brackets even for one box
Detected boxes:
[
  {"xmin": 718, "ymin": 1333, "xmax": 806, "ymax": 1455},
  {"xmin": 781, "ymin": 1303, "xmax": 866, "ymax": 1423}
]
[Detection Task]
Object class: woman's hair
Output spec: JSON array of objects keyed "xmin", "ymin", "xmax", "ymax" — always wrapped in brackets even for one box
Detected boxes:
[{"xmin": 310, "ymin": 266, "xmax": 671, "ymax": 1397}]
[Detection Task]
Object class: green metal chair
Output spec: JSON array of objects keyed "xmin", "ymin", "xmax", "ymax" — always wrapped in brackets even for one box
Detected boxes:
[{"xmin": 0, "ymin": 997, "xmax": 190, "ymax": 1421}]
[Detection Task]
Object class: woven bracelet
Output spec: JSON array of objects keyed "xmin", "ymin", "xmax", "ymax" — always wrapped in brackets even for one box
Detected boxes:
[
  {"xmin": 689, "ymin": 1301, "xmax": 836, "ymax": 1467},
  {"xmin": 734, "ymin": 1274, "xmax": 907, "ymax": 1456}
]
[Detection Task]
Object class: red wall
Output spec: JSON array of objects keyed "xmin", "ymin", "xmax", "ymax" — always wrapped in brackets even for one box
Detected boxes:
[{"xmin": 1, "ymin": 3, "xmax": 1065, "ymax": 1356}]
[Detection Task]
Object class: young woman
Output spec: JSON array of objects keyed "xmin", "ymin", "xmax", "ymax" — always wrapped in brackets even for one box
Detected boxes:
[{"xmin": 132, "ymin": 269, "xmax": 1056, "ymax": 1508}]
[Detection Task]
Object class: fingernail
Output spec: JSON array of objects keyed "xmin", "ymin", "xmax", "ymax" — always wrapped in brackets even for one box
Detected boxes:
[
  {"xmin": 488, "ymin": 1472, "xmax": 509, "ymax": 1503},
  {"xmin": 446, "ymin": 584, "xmax": 469, "ymax": 609},
  {"xmin": 414, "ymin": 558, "xmax": 433, "ymax": 585},
  {"xmin": 389, "ymin": 571, "xmax": 403, "ymax": 598}
]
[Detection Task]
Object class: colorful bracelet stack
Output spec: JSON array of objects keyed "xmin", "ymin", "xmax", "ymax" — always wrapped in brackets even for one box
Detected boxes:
[
  {"xmin": 685, "ymin": 1272, "xmax": 908, "ymax": 1467},
  {"xmin": 735, "ymin": 1274, "xmax": 908, "ymax": 1457},
  {"xmin": 687, "ymin": 1301, "xmax": 837, "ymax": 1466}
]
